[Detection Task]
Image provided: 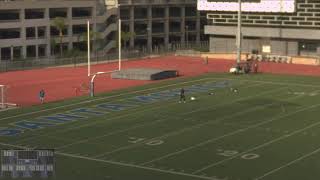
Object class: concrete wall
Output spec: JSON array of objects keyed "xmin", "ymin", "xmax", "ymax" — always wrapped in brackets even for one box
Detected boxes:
[{"xmin": 209, "ymin": 35, "xmax": 299, "ymax": 56}]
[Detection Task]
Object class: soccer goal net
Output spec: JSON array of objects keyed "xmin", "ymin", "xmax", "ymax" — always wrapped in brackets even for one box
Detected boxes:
[{"xmin": 0, "ymin": 85, "xmax": 16, "ymax": 109}]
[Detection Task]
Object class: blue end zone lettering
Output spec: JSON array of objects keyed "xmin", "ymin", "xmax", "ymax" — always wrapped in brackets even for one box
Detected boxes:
[
  {"xmin": 0, "ymin": 128, "xmax": 23, "ymax": 136},
  {"xmin": 131, "ymin": 95, "xmax": 164, "ymax": 103},
  {"xmin": 1, "ymin": 80, "xmax": 232, "ymax": 137},
  {"xmin": 148, "ymin": 92, "xmax": 172, "ymax": 100},
  {"xmin": 205, "ymin": 81, "xmax": 230, "ymax": 88},
  {"xmin": 96, "ymin": 103, "xmax": 134, "ymax": 111},
  {"xmin": 70, "ymin": 108, "xmax": 106, "ymax": 115},
  {"xmin": 14, "ymin": 121, "xmax": 55, "ymax": 130},
  {"xmin": 185, "ymin": 85, "xmax": 212, "ymax": 93},
  {"xmin": 37, "ymin": 113, "xmax": 85, "ymax": 123}
]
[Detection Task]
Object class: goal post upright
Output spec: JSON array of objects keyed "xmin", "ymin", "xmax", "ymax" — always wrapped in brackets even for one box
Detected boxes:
[
  {"xmin": 118, "ymin": 18, "xmax": 122, "ymax": 71},
  {"xmin": 0, "ymin": 85, "xmax": 4, "ymax": 109},
  {"xmin": 87, "ymin": 20, "xmax": 91, "ymax": 77},
  {"xmin": 236, "ymin": 0, "xmax": 242, "ymax": 65},
  {"xmin": 0, "ymin": 85, "xmax": 16, "ymax": 109},
  {"xmin": 88, "ymin": 16, "xmax": 122, "ymax": 97}
]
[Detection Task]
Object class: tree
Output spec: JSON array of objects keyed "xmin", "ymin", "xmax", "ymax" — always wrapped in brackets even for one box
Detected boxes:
[
  {"xmin": 121, "ymin": 31, "xmax": 136, "ymax": 50},
  {"xmin": 50, "ymin": 38, "xmax": 56, "ymax": 56},
  {"xmin": 81, "ymin": 31, "xmax": 102, "ymax": 58},
  {"xmin": 52, "ymin": 17, "xmax": 66, "ymax": 57}
]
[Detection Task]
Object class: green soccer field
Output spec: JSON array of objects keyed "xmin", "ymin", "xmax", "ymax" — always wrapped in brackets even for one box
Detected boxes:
[{"xmin": 1, "ymin": 73, "xmax": 320, "ymax": 180}]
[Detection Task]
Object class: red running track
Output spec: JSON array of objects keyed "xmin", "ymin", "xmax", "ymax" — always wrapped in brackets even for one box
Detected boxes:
[{"xmin": 1, "ymin": 56, "xmax": 320, "ymax": 107}]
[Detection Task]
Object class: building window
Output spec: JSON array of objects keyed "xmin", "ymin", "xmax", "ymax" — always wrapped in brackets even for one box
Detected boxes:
[
  {"xmin": 0, "ymin": 28, "xmax": 20, "ymax": 39},
  {"xmin": 38, "ymin": 45, "xmax": 46, "ymax": 57},
  {"xmin": 26, "ymin": 27, "xmax": 36, "ymax": 39},
  {"xmin": 0, "ymin": 10, "xmax": 19, "ymax": 21},
  {"xmin": 25, "ymin": 9, "xmax": 45, "ymax": 19},
  {"xmin": 134, "ymin": 8, "xmax": 147, "ymax": 19},
  {"xmin": 152, "ymin": 7, "xmax": 165, "ymax": 18},
  {"xmin": 49, "ymin": 8, "xmax": 67, "ymax": 19},
  {"xmin": 13, "ymin": 46, "xmax": 22, "ymax": 59},
  {"xmin": 0, "ymin": 47, "xmax": 11, "ymax": 60},
  {"xmin": 120, "ymin": 8, "xmax": 130, "ymax": 20},
  {"xmin": 169, "ymin": 7, "xmax": 180, "ymax": 17},
  {"xmin": 299, "ymin": 41, "xmax": 319, "ymax": 52},
  {"xmin": 26, "ymin": 45, "xmax": 36, "ymax": 58},
  {"xmin": 37, "ymin": 27, "xmax": 46, "ymax": 39},
  {"xmin": 72, "ymin": 7, "xmax": 92, "ymax": 18}
]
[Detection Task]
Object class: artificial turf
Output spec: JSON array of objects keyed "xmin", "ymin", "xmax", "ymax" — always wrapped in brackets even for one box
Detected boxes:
[{"xmin": 1, "ymin": 73, "xmax": 320, "ymax": 180}]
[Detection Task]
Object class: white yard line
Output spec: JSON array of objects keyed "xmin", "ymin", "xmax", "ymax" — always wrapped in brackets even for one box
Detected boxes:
[
  {"xmin": 141, "ymin": 90, "xmax": 320, "ymax": 165},
  {"xmin": 15, "ymin": 81, "xmax": 260, "ymax": 145},
  {"xmin": 140, "ymin": 92, "xmax": 311, "ymax": 166},
  {"xmin": 55, "ymin": 118, "xmax": 170, "ymax": 149},
  {"xmin": 57, "ymin": 84, "xmax": 263, "ymax": 149},
  {"xmin": 92, "ymin": 87, "xmax": 288, "ymax": 158},
  {"xmin": 0, "ymin": 142, "xmax": 214, "ymax": 180},
  {"xmin": 56, "ymin": 152, "xmax": 215, "ymax": 180},
  {"xmin": 212, "ymin": 77, "xmax": 320, "ymax": 88},
  {"xmin": 192, "ymin": 103, "xmax": 320, "ymax": 174},
  {"xmin": 254, "ymin": 146, "xmax": 320, "ymax": 180}
]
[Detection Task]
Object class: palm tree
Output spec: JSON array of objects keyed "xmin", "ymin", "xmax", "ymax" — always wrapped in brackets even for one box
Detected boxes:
[
  {"xmin": 81, "ymin": 31, "xmax": 102, "ymax": 59},
  {"xmin": 50, "ymin": 38, "xmax": 56, "ymax": 56},
  {"xmin": 52, "ymin": 17, "xmax": 66, "ymax": 57}
]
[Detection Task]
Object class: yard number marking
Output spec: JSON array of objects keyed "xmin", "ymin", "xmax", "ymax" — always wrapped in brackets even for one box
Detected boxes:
[
  {"xmin": 217, "ymin": 149, "xmax": 260, "ymax": 160},
  {"xmin": 128, "ymin": 137, "xmax": 164, "ymax": 146}
]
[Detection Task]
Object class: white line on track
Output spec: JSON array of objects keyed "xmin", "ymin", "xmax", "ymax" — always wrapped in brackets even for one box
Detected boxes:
[
  {"xmin": 192, "ymin": 103, "xmax": 320, "ymax": 174},
  {"xmin": 254, "ymin": 146, "xmax": 320, "ymax": 180},
  {"xmin": 0, "ymin": 142, "xmax": 214, "ymax": 180},
  {"xmin": 15, "ymin": 81, "xmax": 262, "ymax": 145},
  {"xmin": 92, "ymin": 87, "xmax": 288, "ymax": 158}
]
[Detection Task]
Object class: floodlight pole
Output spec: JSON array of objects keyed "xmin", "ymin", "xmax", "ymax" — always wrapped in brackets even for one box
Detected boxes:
[
  {"xmin": 87, "ymin": 20, "xmax": 91, "ymax": 76},
  {"xmin": 118, "ymin": 18, "xmax": 122, "ymax": 71},
  {"xmin": 1, "ymin": 85, "xmax": 4, "ymax": 108},
  {"xmin": 236, "ymin": 0, "xmax": 242, "ymax": 64}
]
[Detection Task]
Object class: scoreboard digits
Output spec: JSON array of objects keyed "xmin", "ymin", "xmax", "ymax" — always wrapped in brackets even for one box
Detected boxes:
[{"xmin": 1, "ymin": 149, "xmax": 55, "ymax": 178}]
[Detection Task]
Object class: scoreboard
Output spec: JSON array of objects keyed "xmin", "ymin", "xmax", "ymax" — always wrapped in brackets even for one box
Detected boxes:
[
  {"xmin": 198, "ymin": 0, "xmax": 296, "ymax": 13},
  {"xmin": 1, "ymin": 149, "xmax": 55, "ymax": 178}
]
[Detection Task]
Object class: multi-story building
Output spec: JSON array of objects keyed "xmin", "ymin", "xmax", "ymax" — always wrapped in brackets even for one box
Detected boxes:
[
  {"xmin": 0, "ymin": 0, "xmax": 208, "ymax": 61},
  {"xmin": 201, "ymin": 0, "xmax": 320, "ymax": 57},
  {"xmin": 119, "ymin": 0, "xmax": 208, "ymax": 51},
  {"xmin": 0, "ymin": 0, "xmax": 117, "ymax": 60}
]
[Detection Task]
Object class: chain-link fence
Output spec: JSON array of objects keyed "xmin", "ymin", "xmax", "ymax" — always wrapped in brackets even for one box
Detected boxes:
[{"xmin": 0, "ymin": 41, "xmax": 209, "ymax": 72}]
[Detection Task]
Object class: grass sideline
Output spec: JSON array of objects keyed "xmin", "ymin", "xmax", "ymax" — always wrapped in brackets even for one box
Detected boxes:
[{"xmin": 1, "ymin": 73, "xmax": 320, "ymax": 180}]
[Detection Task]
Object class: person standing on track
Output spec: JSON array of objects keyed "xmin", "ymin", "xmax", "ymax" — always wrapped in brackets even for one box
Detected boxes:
[
  {"xmin": 254, "ymin": 62, "xmax": 258, "ymax": 73},
  {"xmin": 179, "ymin": 88, "xmax": 186, "ymax": 103},
  {"xmin": 39, "ymin": 89, "xmax": 45, "ymax": 104}
]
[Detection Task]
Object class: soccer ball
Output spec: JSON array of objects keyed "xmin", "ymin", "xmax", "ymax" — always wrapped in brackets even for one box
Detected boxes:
[{"xmin": 190, "ymin": 97, "xmax": 196, "ymax": 101}]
